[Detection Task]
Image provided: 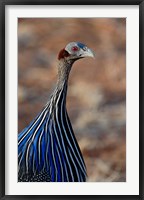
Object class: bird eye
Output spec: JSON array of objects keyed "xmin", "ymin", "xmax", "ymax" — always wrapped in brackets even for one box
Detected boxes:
[
  {"xmin": 71, "ymin": 46, "xmax": 79, "ymax": 51},
  {"xmin": 83, "ymin": 46, "xmax": 87, "ymax": 51}
]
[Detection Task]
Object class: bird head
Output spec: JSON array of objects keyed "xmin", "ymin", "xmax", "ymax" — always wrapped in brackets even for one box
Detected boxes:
[{"xmin": 58, "ymin": 42, "xmax": 95, "ymax": 61}]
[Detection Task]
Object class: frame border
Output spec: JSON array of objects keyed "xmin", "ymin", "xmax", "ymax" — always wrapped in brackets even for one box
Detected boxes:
[{"xmin": 0, "ymin": 1, "xmax": 143, "ymax": 199}]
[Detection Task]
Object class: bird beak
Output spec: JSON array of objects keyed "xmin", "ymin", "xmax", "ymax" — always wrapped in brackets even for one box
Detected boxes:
[{"xmin": 81, "ymin": 48, "xmax": 95, "ymax": 58}]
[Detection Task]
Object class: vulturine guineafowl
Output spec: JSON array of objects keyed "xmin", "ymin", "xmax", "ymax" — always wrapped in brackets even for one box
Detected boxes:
[{"xmin": 18, "ymin": 42, "xmax": 95, "ymax": 182}]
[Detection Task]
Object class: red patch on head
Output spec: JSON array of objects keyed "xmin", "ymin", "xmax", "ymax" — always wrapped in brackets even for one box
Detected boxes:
[
  {"xmin": 58, "ymin": 49, "xmax": 70, "ymax": 60},
  {"xmin": 72, "ymin": 46, "xmax": 79, "ymax": 51}
]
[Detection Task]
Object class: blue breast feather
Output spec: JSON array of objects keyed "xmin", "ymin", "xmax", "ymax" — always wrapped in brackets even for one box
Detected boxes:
[{"xmin": 18, "ymin": 87, "xmax": 86, "ymax": 182}]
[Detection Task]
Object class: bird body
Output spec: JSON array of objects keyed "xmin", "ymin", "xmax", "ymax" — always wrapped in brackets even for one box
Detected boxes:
[{"xmin": 18, "ymin": 42, "xmax": 94, "ymax": 182}]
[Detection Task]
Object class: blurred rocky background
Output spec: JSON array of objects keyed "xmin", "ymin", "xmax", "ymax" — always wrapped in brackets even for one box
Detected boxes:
[{"xmin": 18, "ymin": 18, "xmax": 126, "ymax": 182}]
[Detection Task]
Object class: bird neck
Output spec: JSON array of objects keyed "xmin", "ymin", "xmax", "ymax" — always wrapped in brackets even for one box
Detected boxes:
[
  {"xmin": 49, "ymin": 59, "xmax": 73, "ymax": 110},
  {"xmin": 56, "ymin": 59, "xmax": 73, "ymax": 91}
]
